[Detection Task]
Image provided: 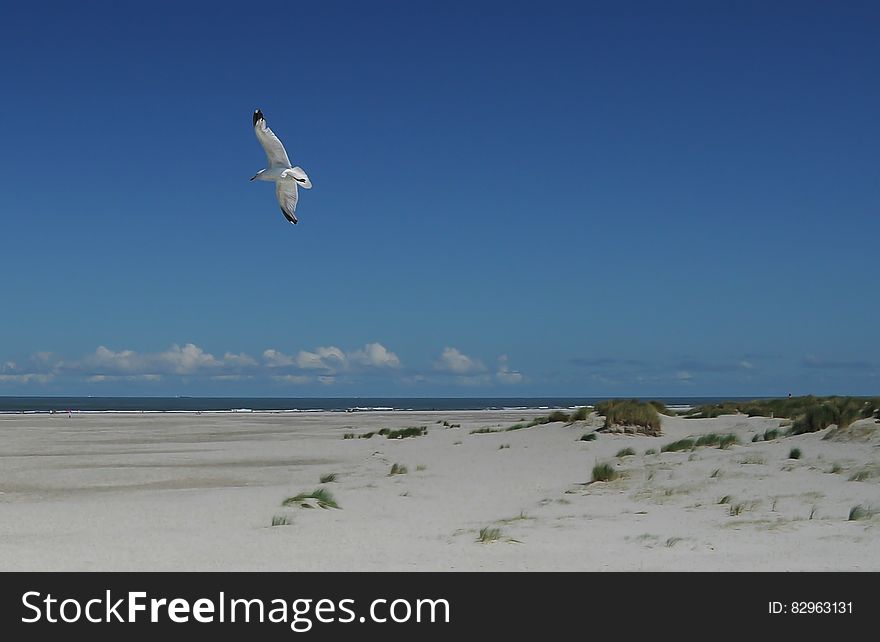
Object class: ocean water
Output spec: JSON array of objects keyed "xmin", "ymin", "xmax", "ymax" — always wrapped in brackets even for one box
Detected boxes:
[{"xmin": 0, "ymin": 396, "xmax": 756, "ymax": 413}]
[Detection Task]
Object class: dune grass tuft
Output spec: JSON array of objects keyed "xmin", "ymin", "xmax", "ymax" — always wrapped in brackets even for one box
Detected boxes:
[
  {"xmin": 848, "ymin": 505, "xmax": 875, "ymax": 521},
  {"xmin": 283, "ymin": 488, "xmax": 340, "ymax": 509},
  {"xmin": 595, "ymin": 399, "xmax": 662, "ymax": 435},
  {"xmin": 579, "ymin": 432, "xmax": 597, "ymax": 442},
  {"xmin": 389, "ymin": 463, "xmax": 408, "ymax": 476},
  {"xmin": 645, "ymin": 448, "xmax": 658, "ymax": 455},
  {"xmin": 662, "ymin": 438, "xmax": 695, "ymax": 453},
  {"xmin": 271, "ymin": 515, "xmax": 290, "ymax": 526},
  {"xmin": 788, "ymin": 448, "xmax": 802, "ymax": 460},
  {"xmin": 568, "ymin": 407, "xmax": 590, "ymax": 422},
  {"xmin": 478, "ymin": 527, "xmax": 502, "ymax": 543},
  {"xmin": 592, "ymin": 461, "xmax": 618, "ymax": 482},
  {"xmin": 616, "ymin": 447, "xmax": 636, "ymax": 458},
  {"xmin": 319, "ymin": 473, "xmax": 337, "ymax": 483},
  {"xmin": 848, "ymin": 469, "xmax": 873, "ymax": 482},
  {"xmin": 386, "ymin": 426, "xmax": 427, "ymax": 439},
  {"xmin": 343, "ymin": 433, "xmax": 356, "ymax": 440}
]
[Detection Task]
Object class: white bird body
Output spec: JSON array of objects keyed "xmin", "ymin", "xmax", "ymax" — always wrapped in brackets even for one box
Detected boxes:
[{"xmin": 251, "ymin": 109, "xmax": 311, "ymax": 224}]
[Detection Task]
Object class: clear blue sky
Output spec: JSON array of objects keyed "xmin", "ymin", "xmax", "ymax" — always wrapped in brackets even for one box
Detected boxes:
[{"xmin": 1, "ymin": 1, "xmax": 878, "ymax": 397}]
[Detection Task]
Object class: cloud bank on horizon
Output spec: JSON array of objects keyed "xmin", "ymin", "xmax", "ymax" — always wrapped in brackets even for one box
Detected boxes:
[{"xmin": 1, "ymin": 341, "xmax": 877, "ymax": 397}]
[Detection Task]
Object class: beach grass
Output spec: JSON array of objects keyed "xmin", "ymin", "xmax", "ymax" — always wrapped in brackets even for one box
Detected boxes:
[
  {"xmin": 478, "ymin": 527, "xmax": 502, "ymax": 543},
  {"xmin": 616, "ymin": 447, "xmax": 636, "ymax": 458},
  {"xmin": 592, "ymin": 462, "xmax": 618, "ymax": 482},
  {"xmin": 271, "ymin": 515, "xmax": 290, "ymax": 526},
  {"xmin": 579, "ymin": 432, "xmax": 597, "ymax": 442},
  {"xmin": 319, "ymin": 473, "xmax": 337, "ymax": 483},
  {"xmin": 848, "ymin": 505, "xmax": 875, "ymax": 521},
  {"xmin": 282, "ymin": 488, "xmax": 339, "ymax": 510},
  {"xmin": 595, "ymin": 399, "xmax": 662, "ymax": 435},
  {"xmin": 684, "ymin": 396, "xmax": 877, "ymax": 435},
  {"xmin": 386, "ymin": 426, "xmax": 427, "ymax": 439},
  {"xmin": 788, "ymin": 448, "xmax": 802, "ymax": 460},
  {"xmin": 568, "ymin": 407, "xmax": 589, "ymax": 422},
  {"xmin": 389, "ymin": 463, "xmax": 408, "ymax": 476},
  {"xmin": 662, "ymin": 438, "xmax": 695, "ymax": 453}
]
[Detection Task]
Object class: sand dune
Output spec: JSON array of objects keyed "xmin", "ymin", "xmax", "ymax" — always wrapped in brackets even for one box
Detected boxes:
[{"xmin": 0, "ymin": 410, "xmax": 877, "ymax": 570}]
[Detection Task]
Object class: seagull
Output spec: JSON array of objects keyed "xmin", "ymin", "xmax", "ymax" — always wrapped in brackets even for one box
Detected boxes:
[{"xmin": 250, "ymin": 109, "xmax": 312, "ymax": 225}]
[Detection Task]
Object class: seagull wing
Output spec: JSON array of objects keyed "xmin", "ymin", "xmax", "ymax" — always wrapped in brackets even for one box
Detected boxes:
[
  {"xmin": 276, "ymin": 180, "xmax": 299, "ymax": 225},
  {"xmin": 254, "ymin": 110, "xmax": 291, "ymax": 169}
]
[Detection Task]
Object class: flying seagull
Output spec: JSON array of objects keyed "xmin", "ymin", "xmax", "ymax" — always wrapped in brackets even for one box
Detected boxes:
[{"xmin": 250, "ymin": 109, "xmax": 312, "ymax": 225}]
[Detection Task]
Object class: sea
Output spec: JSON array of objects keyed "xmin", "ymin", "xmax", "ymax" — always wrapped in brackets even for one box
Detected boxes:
[{"xmin": 0, "ymin": 396, "xmax": 756, "ymax": 414}]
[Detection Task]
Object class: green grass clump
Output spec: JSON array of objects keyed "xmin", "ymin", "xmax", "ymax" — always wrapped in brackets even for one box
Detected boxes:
[
  {"xmin": 662, "ymin": 438, "xmax": 695, "ymax": 453},
  {"xmin": 358, "ymin": 431, "xmax": 375, "ymax": 439},
  {"xmin": 718, "ymin": 434, "xmax": 739, "ymax": 449},
  {"xmin": 386, "ymin": 426, "xmax": 427, "ymax": 439},
  {"xmin": 595, "ymin": 399, "xmax": 662, "ymax": 436},
  {"xmin": 569, "ymin": 406, "xmax": 589, "ymax": 421},
  {"xmin": 378, "ymin": 428, "xmax": 391, "ymax": 436},
  {"xmin": 320, "ymin": 473, "xmax": 337, "ymax": 483},
  {"xmin": 271, "ymin": 515, "xmax": 290, "ymax": 526},
  {"xmin": 647, "ymin": 400, "xmax": 675, "ymax": 416},
  {"xmin": 343, "ymin": 433, "xmax": 355, "ymax": 440},
  {"xmin": 685, "ymin": 396, "xmax": 876, "ymax": 434},
  {"xmin": 849, "ymin": 505, "xmax": 874, "ymax": 521},
  {"xmin": 471, "ymin": 427, "xmax": 502, "ymax": 434},
  {"xmin": 389, "ymin": 463, "xmax": 408, "ymax": 476},
  {"xmin": 718, "ymin": 495, "xmax": 732, "ymax": 504},
  {"xmin": 283, "ymin": 488, "xmax": 340, "ymax": 509},
  {"xmin": 478, "ymin": 527, "xmax": 502, "ymax": 543},
  {"xmin": 547, "ymin": 410, "xmax": 571, "ymax": 423},
  {"xmin": 848, "ymin": 469, "xmax": 873, "ymax": 482},
  {"xmin": 616, "ymin": 447, "xmax": 636, "ymax": 458},
  {"xmin": 645, "ymin": 448, "xmax": 658, "ymax": 455},
  {"xmin": 763, "ymin": 428, "xmax": 779, "ymax": 441},
  {"xmin": 579, "ymin": 432, "xmax": 597, "ymax": 441},
  {"xmin": 591, "ymin": 461, "xmax": 618, "ymax": 482},
  {"xmin": 788, "ymin": 448, "xmax": 802, "ymax": 460}
]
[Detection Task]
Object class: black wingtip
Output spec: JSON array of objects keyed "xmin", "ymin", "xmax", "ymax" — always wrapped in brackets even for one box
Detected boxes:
[
  {"xmin": 253, "ymin": 109, "xmax": 264, "ymax": 126},
  {"xmin": 281, "ymin": 208, "xmax": 298, "ymax": 224}
]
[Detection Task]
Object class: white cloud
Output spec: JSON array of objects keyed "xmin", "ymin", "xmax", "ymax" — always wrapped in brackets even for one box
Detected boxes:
[
  {"xmin": 676, "ymin": 371, "xmax": 693, "ymax": 381},
  {"xmin": 272, "ymin": 374, "xmax": 311, "ymax": 384},
  {"xmin": 263, "ymin": 349, "xmax": 296, "ymax": 368},
  {"xmin": 264, "ymin": 343, "xmax": 401, "ymax": 372},
  {"xmin": 1, "ymin": 340, "xmax": 400, "ymax": 386},
  {"xmin": 159, "ymin": 343, "xmax": 221, "ymax": 374},
  {"xmin": 350, "ymin": 342, "xmax": 401, "ymax": 369},
  {"xmin": 87, "ymin": 374, "xmax": 162, "ymax": 383},
  {"xmin": 496, "ymin": 355, "xmax": 524, "ymax": 384},
  {"xmin": 0, "ymin": 373, "xmax": 54, "ymax": 383},
  {"xmin": 296, "ymin": 346, "xmax": 347, "ymax": 371},
  {"xmin": 436, "ymin": 347, "xmax": 485, "ymax": 374}
]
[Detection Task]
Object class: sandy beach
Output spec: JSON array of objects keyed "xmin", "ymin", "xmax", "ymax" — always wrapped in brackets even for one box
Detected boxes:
[{"xmin": 1, "ymin": 409, "xmax": 877, "ymax": 571}]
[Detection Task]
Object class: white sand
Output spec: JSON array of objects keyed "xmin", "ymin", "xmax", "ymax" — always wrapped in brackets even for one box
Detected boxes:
[{"xmin": 0, "ymin": 409, "xmax": 878, "ymax": 571}]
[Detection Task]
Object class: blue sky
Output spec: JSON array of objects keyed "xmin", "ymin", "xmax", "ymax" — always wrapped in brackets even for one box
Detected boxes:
[{"xmin": 1, "ymin": 1, "xmax": 878, "ymax": 397}]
